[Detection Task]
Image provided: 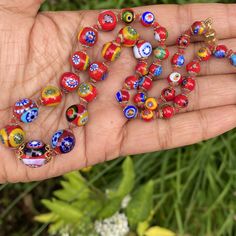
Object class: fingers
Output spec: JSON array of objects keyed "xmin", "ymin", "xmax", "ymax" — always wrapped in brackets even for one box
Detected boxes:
[
  {"xmin": 0, "ymin": 0, "xmax": 44, "ymax": 17},
  {"xmin": 120, "ymin": 105, "xmax": 236, "ymax": 156}
]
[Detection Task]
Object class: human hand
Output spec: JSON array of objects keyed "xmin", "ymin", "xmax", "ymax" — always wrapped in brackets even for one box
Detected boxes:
[{"xmin": 0, "ymin": 1, "xmax": 235, "ymax": 183}]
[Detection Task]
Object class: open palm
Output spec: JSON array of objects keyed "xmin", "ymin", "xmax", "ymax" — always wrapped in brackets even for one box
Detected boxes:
[{"xmin": 0, "ymin": 1, "xmax": 235, "ymax": 183}]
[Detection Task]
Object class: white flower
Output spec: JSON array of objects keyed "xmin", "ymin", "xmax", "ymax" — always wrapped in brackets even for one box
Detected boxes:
[
  {"xmin": 95, "ymin": 212, "xmax": 129, "ymax": 236},
  {"xmin": 121, "ymin": 195, "xmax": 131, "ymax": 209}
]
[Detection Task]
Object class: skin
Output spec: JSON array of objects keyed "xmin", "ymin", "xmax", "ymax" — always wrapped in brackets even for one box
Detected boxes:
[{"xmin": 0, "ymin": 1, "xmax": 235, "ymax": 183}]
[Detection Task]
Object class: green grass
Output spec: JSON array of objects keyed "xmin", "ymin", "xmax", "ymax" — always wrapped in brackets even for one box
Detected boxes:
[{"xmin": 1, "ymin": 0, "xmax": 236, "ymax": 235}]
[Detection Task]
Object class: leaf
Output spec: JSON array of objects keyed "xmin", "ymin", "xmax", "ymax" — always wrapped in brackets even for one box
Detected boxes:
[
  {"xmin": 42, "ymin": 199, "xmax": 83, "ymax": 222},
  {"xmin": 144, "ymin": 226, "xmax": 176, "ymax": 236},
  {"xmin": 125, "ymin": 180, "xmax": 154, "ymax": 230},
  {"xmin": 34, "ymin": 212, "xmax": 58, "ymax": 223},
  {"xmin": 48, "ymin": 220, "xmax": 65, "ymax": 235},
  {"xmin": 108, "ymin": 156, "xmax": 135, "ymax": 199},
  {"xmin": 137, "ymin": 221, "xmax": 150, "ymax": 236},
  {"xmin": 97, "ymin": 196, "xmax": 123, "ymax": 219}
]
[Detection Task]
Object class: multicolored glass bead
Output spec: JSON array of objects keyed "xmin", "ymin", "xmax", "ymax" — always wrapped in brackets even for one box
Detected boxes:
[
  {"xmin": 60, "ymin": 72, "xmax": 80, "ymax": 93},
  {"xmin": 177, "ymin": 34, "xmax": 190, "ymax": 49},
  {"xmin": 121, "ymin": 8, "xmax": 135, "ymax": 24},
  {"xmin": 102, "ymin": 42, "xmax": 121, "ymax": 62},
  {"xmin": 171, "ymin": 53, "xmax": 185, "ymax": 67},
  {"xmin": 149, "ymin": 63, "xmax": 162, "ymax": 77},
  {"xmin": 154, "ymin": 46, "xmax": 169, "ymax": 60},
  {"xmin": 141, "ymin": 109, "xmax": 154, "ymax": 122},
  {"xmin": 133, "ymin": 40, "xmax": 152, "ymax": 59},
  {"xmin": 0, "ymin": 124, "xmax": 25, "ymax": 148},
  {"xmin": 13, "ymin": 98, "xmax": 39, "ymax": 123},
  {"xmin": 213, "ymin": 45, "xmax": 228, "ymax": 58},
  {"xmin": 78, "ymin": 27, "xmax": 98, "ymax": 47},
  {"xmin": 124, "ymin": 75, "xmax": 139, "ymax": 89},
  {"xmin": 144, "ymin": 97, "xmax": 158, "ymax": 111},
  {"xmin": 181, "ymin": 77, "xmax": 195, "ymax": 93},
  {"xmin": 186, "ymin": 60, "xmax": 201, "ymax": 76},
  {"xmin": 197, "ymin": 47, "xmax": 211, "ymax": 61},
  {"xmin": 191, "ymin": 21, "xmax": 206, "ymax": 35},
  {"xmin": 41, "ymin": 85, "xmax": 62, "ymax": 106},
  {"xmin": 135, "ymin": 61, "xmax": 148, "ymax": 76},
  {"xmin": 18, "ymin": 140, "xmax": 50, "ymax": 168},
  {"xmin": 97, "ymin": 10, "xmax": 117, "ymax": 31},
  {"xmin": 115, "ymin": 89, "xmax": 130, "ymax": 105},
  {"xmin": 123, "ymin": 105, "xmax": 138, "ymax": 120},
  {"xmin": 118, "ymin": 26, "xmax": 139, "ymax": 47},
  {"xmin": 154, "ymin": 26, "xmax": 168, "ymax": 43},
  {"xmin": 133, "ymin": 92, "xmax": 147, "ymax": 108},
  {"xmin": 158, "ymin": 105, "xmax": 175, "ymax": 119},
  {"xmin": 51, "ymin": 129, "xmax": 75, "ymax": 154},
  {"xmin": 78, "ymin": 82, "xmax": 97, "ymax": 102},
  {"xmin": 174, "ymin": 94, "xmax": 188, "ymax": 108},
  {"xmin": 140, "ymin": 11, "xmax": 155, "ymax": 27},
  {"xmin": 70, "ymin": 51, "xmax": 90, "ymax": 71},
  {"xmin": 160, "ymin": 87, "xmax": 176, "ymax": 102},
  {"xmin": 138, "ymin": 75, "xmax": 153, "ymax": 91},
  {"xmin": 89, "ymin": 62, "xmax": 108, "ymax": 82},
  {"xmin": 229, "ymin": 52, "xmax": 236, "ymax": 67},
  {"xmin": 66, "ymin": 104, "xmax": 88, "ymax": 127},
  {"xmin": 167, "ymin": 72, "xmax": 183, "ymax": 86}
]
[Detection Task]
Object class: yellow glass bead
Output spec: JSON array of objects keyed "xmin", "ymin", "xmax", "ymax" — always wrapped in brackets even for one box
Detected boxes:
[
  {"xmin": 144, "ymin": 97, "xmax": 158, "ymax": 111},
  {"xmin": 41, "ymin": 85, "xmax": 62, "ymax": 106}
]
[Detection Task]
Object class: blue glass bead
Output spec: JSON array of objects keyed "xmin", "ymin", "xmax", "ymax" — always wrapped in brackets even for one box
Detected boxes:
[
  {"xmin": 123, "ymin": 105, "xmax": 138, "ymax": 120},
  {"xmin": 171, "ymin": 53, "xmax": 185, "ymax": 67},
  {"xmin": 214, "ymin": 45, "xmax": 228, "ymax": 58},
  {"xmin": 230, "ymin": 53, "xmax": 236, "ymax": 67},
  {"xmin": 140, "ymin": 11, "xmax": 155, "ymax": 27}
]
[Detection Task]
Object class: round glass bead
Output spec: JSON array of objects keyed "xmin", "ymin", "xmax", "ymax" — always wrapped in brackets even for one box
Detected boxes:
[
  {"xmin": 18, "ymin": 140, "xmax": 50, "ymax": 168},
  {"xmin": 161, "ymin": 87, "xmax": 176, "ymax": 102},
  {"xmin": 115, "ymin": 89, "xmax": 130, "ymax": 105},
  {"xmin": 133, "ymin": 40, "xmax": 152, "ymax": 59},
  {"xmin": 13, "ymin": 98, "xmax": 39, "ymax": 123},
  {"xmin": 41, "ymin": 85, "xmax": 62, "ymax": 106},
  {"xmin": 154, "ymin": 26, "xmax": 168, "ymax": 43},
  {"xmin": 186, "ymin": 60, "xmax": 201, "ymax": 76},
  {"xmin": 171, "ymin": 53, "xmax": 185, "ymax": 67},
  {"xmin": 98, "ymin": 10, "xmax": 117, "ymax": 31},
  {"xmin": 154, "ymin": 46, "xmax": 169, "ymax": 60},
  {"xmin": 66, "ymin": 104, "xmax": 88, "ymax": 127},
  {"xmin": 70, "ymin": 51, "xmax": 90, "ymax": 71},
  {"xmin": 60, "ymin": 72, "xmax": 80, "ymax": 93},
  {"xmin": 197, "ymin": 47, "xmax": 211, "ymax": 61},
  {"xmin": 123, "ymin": 105, "xmax": 138, "ymax": 120},
  {"xmin": 124, "ymin": 75, "xmax": 139, "ymax": 90},
  {"xmin": 149, "ymin": 63, "xmax": 162, "ymax": 77},
  {"xmin": 144, "ymin": 97, "xmax": 158, "ymax": 111},
  {"xmin": 230, "ymin": 53, "xmax": 236, "ymax": 67},
  {"xmin": 191, "ymin": 21, "xmax": 206, "ymax": 35},
  {"xmin": 102, "ymin": 42, "xmax": 121, "ymax": 62},
  {"xmin": 51, "ymin": 129, "xmax": 76, "ymax": 154},
  {"xmin": 167, "ymin": 72, "xmax": 183, "ymax": 86},
  {"xmin": 141, "ymin": 109, "xmax": 154, "ymax": 122},
  {"xmin": 121, "ymin": 8, "xmax": 135, "ymax": 24},
  {"xmin": 88, "ymin": 62, "xmax": 108, "ymax": 82},
  {"xmin": 213, "ymin": 45, "xmax": 228, "ymax": 58},
  {"xmin": 118, "ymin": 26, "xmax": 139, "ymax": 47},
  {"xmin": 174, "ymin": 94, "xmax": 188, "ymax": 108},
  {"xmin": 133, "ymin": 92, "xmax": 147, "ymax": 108},
  {"xmin": 138, "ymin": 75, "xmax": 153, "ymax": 91},
  {"xmin": 0, "ymin": 124, "xmax": 25, "ymax": 148},
  {"xmin": 78, "ymin": 82, "xmax": 97, "ymax": 102},
  {"xmin": 135, "ymin": 61, "xmax": 148, "ymax": 76},
  {"xmin": 177, "ymin": 34, "xmax": 190, "ymax": 49},
  {"xmin": 158, "ymin": 105, "xmax": 175, "ymax": 119},
  {"xmin": 140, "ymin": 11, "xmax": 155, "ymax": 27},
  {"xmin": 181, "ymin": 77, "xmax": 195, "ymax": 93},
  {"xmin": 78, "ymin": 27, "xmax": 98, "ymax": 47}
]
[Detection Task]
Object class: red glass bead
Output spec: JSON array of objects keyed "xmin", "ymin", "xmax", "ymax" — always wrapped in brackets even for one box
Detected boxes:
[
  {"xmin": 158, "ymin": 105, "xmax": 175, "ymax": 119},
  {"xmin": 88, "ymin": 62, "xmax": 108, "ymax": 82},
  {"xmin": 177, "ymin": 34, "xmax": 190, "ymax": 49},
  {"xmin": 167, "ymin": 72, "xmax": 183, "ymax": 86},
  {"xmin": 41, "ymin": 86, "xmax": 62, "ymax": 107},
  {"xmin": 124, "ymin": 75, "xmax": 139, "ymax": 89},
  {"xmin": 102, "ymin": 42, "xmax": 121, "ymax": 62},
  {"xmin": 138, "ymin": 75, "xmax": 153, "ymax": 91},
  {"xmin": 118, "ymin": 26, "xmax": 139, "ymax": 47},
  {"xmin": 174, "ymin": 94, "xmax": 188, "ymax": 108},
  {"xmin": 115, "ymin": 89, "xmax": 130, "ymax": 105},
  {"xmin": 213, "ymin": 44, "xmax": 228, "ymax": 58},
  {"xmin": 197, "ymin": 47, "xmax": 212, "ymax": 61},
  {"xmin": 186, "ymin": 60, "xmax": 201, "ymax": 76},
  {"xmin": 135, "ymin": 61, "xmax": 148, "ymax": 76},
  {"xmin": 181, "ymin": 77, "xmax": 195, "ymax": 93},
  {"xmin": 66, "ymin": 104, "xmax": 88, "ymax": 127},
  {"xmin": 60, "ymin": 72, "xmax": 80, "ymax": 93},
  {"xmin": 133, "ymin": 40, "xmax": 152, "ymax": 59},
  {"xmin": 160, "ymin": 87, "xmax": 176, "ymax": 102},
  {"xmin": 191, "ymin": 21, "xmax": 207, "ymax": 35},
  {"xmin": 149, "ymin": 63, "xmax": 162, "ymax": 78},
  {"xmin": 154, "ymin": 26, "xmax": 168, "ymax": 43},
  {"xmin": 70, "ymin": 51, "xmax": 90, "ymax": 71},
  {"xmin": 141, "ymin": 109, "xmax": 154, "ymax": 122},
  {"xmin": 78, "ymin": 27, "xmax": 98, "ymax": 47},
  {"xmin": 171, "ymin": 53, "xmax": 185, "ymax": 68},
  {"xmin": 133, "ymin": 92, "xmax": 147, "ymax": 108},
  {"xmin": 97, "ymin": 10, "xmax": 117, "ymax": 31},
  {"xmin": 78, "ymin": 82, "xmax": 97, "ymax": 102}
]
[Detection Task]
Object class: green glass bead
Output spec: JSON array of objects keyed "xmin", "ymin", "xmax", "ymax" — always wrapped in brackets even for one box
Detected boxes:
[
  {"xmin": 121, "ymin": 9, "xmax": 135, "ymax": 24},
  {"xmin": 154, "ymin": 46, "xmax": 169, "ymax": 60}
]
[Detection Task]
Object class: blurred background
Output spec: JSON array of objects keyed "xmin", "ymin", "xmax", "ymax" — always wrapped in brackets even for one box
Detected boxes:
[{"xmin": 1, "ymin": 0, "xmax": 236, "ymax": 236}]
